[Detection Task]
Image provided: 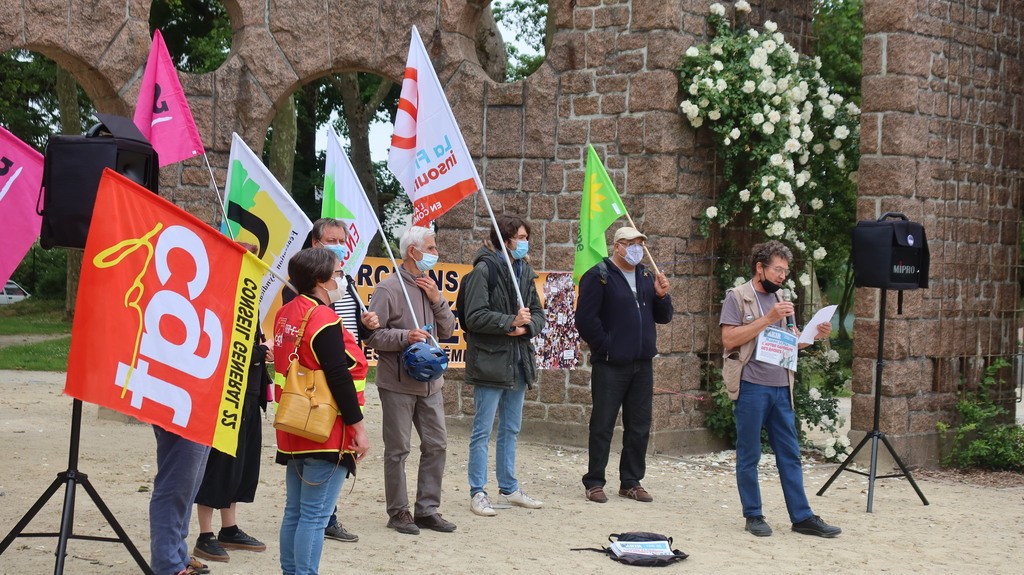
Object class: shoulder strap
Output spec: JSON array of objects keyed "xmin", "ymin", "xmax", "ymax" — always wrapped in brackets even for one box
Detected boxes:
[
  {"xmin": 596, "ymin": 260, "xmax": 610, "ymax": 284},
  {"xmin": 291, "ymin": 303, "xmax": 318, "ymax": 359}
]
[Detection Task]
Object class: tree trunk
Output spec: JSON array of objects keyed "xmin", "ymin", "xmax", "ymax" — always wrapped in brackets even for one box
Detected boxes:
[
  {"xmin": 56, "ymin": 67, "xmax": 82, "ymax": 320},
  {"xmin": 267, "ymin": 94, "xmax": 296, "ymax": 192}
]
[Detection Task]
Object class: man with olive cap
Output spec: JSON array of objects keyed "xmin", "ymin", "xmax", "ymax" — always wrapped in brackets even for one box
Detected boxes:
[{"xmin": 575, "ymin": 226, "xmax": 672, "ymax": 504}]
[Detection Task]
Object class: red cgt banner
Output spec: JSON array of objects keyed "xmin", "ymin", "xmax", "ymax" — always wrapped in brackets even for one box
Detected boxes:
[{"xmin": 65, "ymin": 169, "xmax": 266, "ymax": 456}]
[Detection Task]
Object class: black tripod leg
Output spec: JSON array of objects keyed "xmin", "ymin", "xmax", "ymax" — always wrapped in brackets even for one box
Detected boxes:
[
  {"xmin": 54, "ymin": 472, "xmax": 80, "ymax": 574},
  {"xmin": 77, "ymin": 476, "xmax": 155, "ymax": 574},
  {"xmin": 867, "ymin": 432, "xmax": 880, "ymax": 512},
  {"xmin": 816, "ymin": 430, "xmax": 872, "ymax": 496},
  {"xmin": 878, "ymin": 432, "xmax": 929, "ymax": 506},
  {"xmin": 0, "ymin": 474, "xmax": 65, "ymax": 553}
]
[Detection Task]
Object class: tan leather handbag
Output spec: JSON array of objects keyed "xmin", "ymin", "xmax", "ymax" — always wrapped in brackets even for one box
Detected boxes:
[{"xmin": 273, "ymin": 306, "xmax": 339, "ymax": 443}]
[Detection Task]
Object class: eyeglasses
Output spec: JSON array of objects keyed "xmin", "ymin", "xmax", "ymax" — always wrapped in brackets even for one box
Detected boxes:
[
  {"xmin": 762, "ymin": 264, "xmax": 790, "ymax": 277},
  {"xmin": 617, "ymin": 240, "xmax": 645, "ymax": 247}
]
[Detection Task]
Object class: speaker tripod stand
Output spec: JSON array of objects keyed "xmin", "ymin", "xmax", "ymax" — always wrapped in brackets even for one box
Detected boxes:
[
  {"xmin": 0, "ymin": 399, "xmax": 154, "ymax": 575},
  {"xmin": 816, "ymin": 289, "xmax": 929, "ymax": 512}
]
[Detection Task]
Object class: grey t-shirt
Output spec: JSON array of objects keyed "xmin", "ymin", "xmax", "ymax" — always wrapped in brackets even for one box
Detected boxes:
[{"xmin": 719, "ymin": 287, "xmax": 790, "ymax": 387}]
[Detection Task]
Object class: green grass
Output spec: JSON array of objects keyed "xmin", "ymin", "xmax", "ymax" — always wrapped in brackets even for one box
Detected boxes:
[
  {"xmin": 0, "ymin": 335, "xmax": 71, "ymax": 371},
  {"xmin": 0, "ymin": 298, "xmax": 71, "ymax": 335}
]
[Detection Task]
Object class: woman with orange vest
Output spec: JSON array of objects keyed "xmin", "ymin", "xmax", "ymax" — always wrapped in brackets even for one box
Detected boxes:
[{"xmin": 273, "ymin": 247, "xmax": 370, "ymax": 575}]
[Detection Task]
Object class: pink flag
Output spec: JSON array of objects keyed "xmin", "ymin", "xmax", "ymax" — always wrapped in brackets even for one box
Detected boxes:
[
  {"xmin": 0, "ymin": 127, "xmax": 44, "ymax": 286},
  {"xmin": 388, "ymin": 26, "xmax": 481, "ymax": 227},
  {"xmin": 133, "ymin": 29, "xmax": 205, "ymax": 167}
]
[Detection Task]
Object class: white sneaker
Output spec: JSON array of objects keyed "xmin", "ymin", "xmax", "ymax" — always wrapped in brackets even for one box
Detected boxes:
[
  {"xmin": 497, "ymin": 489, "xmax": 543, "ymax": 509},
  {"xmin": 471, "ymin": 492, "xmax": 496, "ymax": 516}
]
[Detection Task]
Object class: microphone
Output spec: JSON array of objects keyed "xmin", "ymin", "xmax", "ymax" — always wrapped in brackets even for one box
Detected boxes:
[{"xmin": 782, "ymin": 289, "xmax": 795, "ymax": 328}]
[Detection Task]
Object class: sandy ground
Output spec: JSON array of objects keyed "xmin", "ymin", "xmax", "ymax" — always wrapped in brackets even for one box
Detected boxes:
[{"xmin": 1, "ymin": 370, "xmax": 1023, "ymax": 575}]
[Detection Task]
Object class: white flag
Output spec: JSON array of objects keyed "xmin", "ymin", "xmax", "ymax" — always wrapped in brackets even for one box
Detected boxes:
[
  {"xmin": 223, "ymin": 133, "xmax": 312, "ymax": 323},
  {"xmin": 323, "ymin": 128, "xmax": 378, "ymax": 276},
  {"xmin": 388, "ymin": 26, "xmax": 480, "ymax": 227}
]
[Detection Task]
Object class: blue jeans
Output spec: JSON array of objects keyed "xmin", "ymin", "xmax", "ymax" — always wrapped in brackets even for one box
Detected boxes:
[
  {"xmin": 280, "ymin": 459, "xmax": 348, "ymax": 575},
  {"xmin": 734, "ymin": 381, "xmax": 813, "ymax": 524},
  {"xmin": 468, "ymin": 373, "xmax": 528, "ymax": 497},
  {"xmin": 150, "ymin": 426, "xmax": 209, "ymax": 575}
]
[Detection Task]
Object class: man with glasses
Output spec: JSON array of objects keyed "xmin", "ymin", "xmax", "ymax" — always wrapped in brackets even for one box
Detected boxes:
[
  {"xmin": 576, "ymin": 226, "xmax": 672, "ymax": 504},
  {"xmin": 719, "ymin": 240, "xmax": 841, "ymax": 538}
]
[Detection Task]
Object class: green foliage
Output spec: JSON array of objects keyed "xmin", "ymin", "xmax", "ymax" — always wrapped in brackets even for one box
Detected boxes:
[
  {"xmin": 149, "ymin": 0, "xmax": 231, "ymax": 73},
  {"xmin": 938, "ymin": 359, "xmax": 1024, "ymax": 472},
  {"xmin": 493, "ymin": 0, "xmax": 548, "ymax": 81},
  {"xmin": 0, "ymin": 335, "xmax": 71, "ymax": 371},
  {"xmin": 0, "ymin": 297, "xmax": 72, "ymax": 335},
  {"xmin": 10, "ymin": 243, "xmax": 69, "ymax": 300},
  {"xmin": 0, "ymin": 50, "xmax": 93, "ymax": 149}
]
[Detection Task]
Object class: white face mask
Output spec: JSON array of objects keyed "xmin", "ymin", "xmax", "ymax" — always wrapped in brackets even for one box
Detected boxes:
[
  {"xmin": 326, "ymin": 275, "xmax": 346, "ymax": 303},
  {"xmin": 624, "ymin": 244, "xmax": 644, "ymax": 266}
]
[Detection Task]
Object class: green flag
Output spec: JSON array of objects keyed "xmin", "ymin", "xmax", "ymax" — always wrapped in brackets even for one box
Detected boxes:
[{"xmin": 574, "ymin": 144, "xmax": 626, "ymax": 283}]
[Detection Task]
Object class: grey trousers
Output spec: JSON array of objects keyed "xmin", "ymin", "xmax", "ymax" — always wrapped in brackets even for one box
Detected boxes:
[{"xmin": 378, "ymin": 387, "xmax": 448, "ymax": 518}]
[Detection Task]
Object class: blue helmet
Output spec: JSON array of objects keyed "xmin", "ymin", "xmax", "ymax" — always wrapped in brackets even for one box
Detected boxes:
[{"xmin": 402, "ymin": 342, "xmax": 449, "ymax": 382}]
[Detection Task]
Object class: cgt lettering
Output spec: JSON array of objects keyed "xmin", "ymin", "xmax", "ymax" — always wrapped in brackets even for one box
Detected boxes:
[{"xmin": 114, "ymin": 225, "xmax": 223, "ymax": 427}]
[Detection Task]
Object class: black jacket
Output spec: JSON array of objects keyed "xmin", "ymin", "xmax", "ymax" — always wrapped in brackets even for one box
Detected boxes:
[{"xmin": 574, "ymin": 258, "xmax": 673, "ymax": 364}]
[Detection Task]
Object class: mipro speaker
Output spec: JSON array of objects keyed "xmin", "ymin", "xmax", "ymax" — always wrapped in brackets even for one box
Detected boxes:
[
  {"xmin": 38, "ymin": 114, "xmax": 159, "ymax": 249},
  {"xmin": 852, "ymin": 212, "xmax": 929, "ymax": 290}
]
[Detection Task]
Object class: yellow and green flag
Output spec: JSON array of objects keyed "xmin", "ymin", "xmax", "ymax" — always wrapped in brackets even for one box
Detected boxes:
[{"xmin": 574, "ymin": 144, "xmax": 626, "ymax": 283}]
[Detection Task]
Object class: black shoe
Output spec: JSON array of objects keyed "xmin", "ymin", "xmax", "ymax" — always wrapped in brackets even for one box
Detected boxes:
[
  {"xmin": 414, "ymin": 512, "xmax": 457, "ymax": 533},
  {"xmin": 744, "ymin": 515, "xmax": 773, "ymax": 537},
  {"xmin": 792, "ymin": 515, "xmax": 842, "ymax": 538},
  {"xmin": 325, "ymin": 522, "xmax": 359, "ymax": 542},
  {"xmin": 218, "ymin": 527, "xmax": 267, "ymax": 551},
  {"xmin": 193, "ymin": 535, "xmax": 229, "ymax": 563}
]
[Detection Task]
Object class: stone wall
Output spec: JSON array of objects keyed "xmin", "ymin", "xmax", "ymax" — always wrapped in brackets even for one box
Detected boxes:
[
  {"xmin": 856, "ymin": 0, "xmax": 1024, "ymax": 467},
  {"xmin": 4, "ymin": 1, "xmax": 1019, "ymax": 464}
]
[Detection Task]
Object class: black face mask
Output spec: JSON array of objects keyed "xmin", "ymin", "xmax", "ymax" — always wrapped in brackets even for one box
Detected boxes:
[{"xmin": 759, "ymin": 268, "xmax": 783, "ymax": 293}]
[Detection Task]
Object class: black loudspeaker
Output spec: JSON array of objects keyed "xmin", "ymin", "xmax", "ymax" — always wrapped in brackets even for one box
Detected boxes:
[
  {"xmin": 852, "ymin": 212, "xmax": 929, "ymax": 290},
  {"xmin": 38, "ymin": 114, "xmax": 159, "ymax": 249}
]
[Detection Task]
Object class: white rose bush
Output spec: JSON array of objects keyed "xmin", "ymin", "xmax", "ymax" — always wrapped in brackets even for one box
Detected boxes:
[
  {"xmin": 677, "ymin": 2, "xmax": 859, "ymax": 270},
  {"xmin": 683, "ymin": 2, "xmax": 858, "ymax": 461}
]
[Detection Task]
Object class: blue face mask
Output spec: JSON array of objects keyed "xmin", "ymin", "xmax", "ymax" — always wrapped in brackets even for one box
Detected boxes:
[
  {"xmin": 510, "ymin": 240, "xmax": 529, "ymax": 260},
  {"xmin": 323, "ymin": 243, "xmax": 349, "ymax": 262},
  {"xmin": 415, "ymin": 249, "xmax": 439, "ymax": 272}
]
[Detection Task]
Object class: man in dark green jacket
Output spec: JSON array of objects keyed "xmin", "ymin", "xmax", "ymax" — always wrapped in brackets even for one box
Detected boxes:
[{"xmin": 461, "ymin": 214, "xmax": 546, "ymax": 517}]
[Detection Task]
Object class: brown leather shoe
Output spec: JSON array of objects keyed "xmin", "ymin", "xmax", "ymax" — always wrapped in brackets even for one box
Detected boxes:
[
  {"xmin": 414, "ymin": 512, "xmax": 457, "ymax": 533},
  {"xmin": 619, "ymin": 485, "xmax": 654, "ymax": 502},
  {"xmin": 386, "ymin": 510, "xmax": 420, "ymax": 535},
  {"xmin": 585, "ymin": 486, "xmax": 609, "ymax": 503}
]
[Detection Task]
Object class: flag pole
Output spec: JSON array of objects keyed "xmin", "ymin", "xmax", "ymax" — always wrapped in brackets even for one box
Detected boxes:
[
  {"xmin": 623, "ymin": 212, "xmax": 662, "ymax": 276},
  {"xmin": 201, "ymin": 153, "xmax": 235, "ymax": 240}
]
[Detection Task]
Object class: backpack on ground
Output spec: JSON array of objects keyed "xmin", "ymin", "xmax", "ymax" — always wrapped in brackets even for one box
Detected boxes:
[
  {"xmin": 454, "ymin": 258, "xmax": 499, "ymax": 340},
  {"xmin": 573, "ymin": 531, "xmax": 688, "ymax": 567}
]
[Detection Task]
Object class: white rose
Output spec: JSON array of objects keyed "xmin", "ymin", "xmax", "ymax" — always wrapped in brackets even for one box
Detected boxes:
[
  {"xmin": 758, "ymin": 80, "xmax": 777, "ymax": 95},
  {"xmin": 763, "ymin": 39, "xmax": 777, "ymax": 54},
  {"xmin": 699, "ymin": 97, "xmax": 710, "ymax": 107},
  {"xmin": 710, "ymin": 43, "xmax": 723, "ymax": 56},
  {"xmin": 810, "ymin": 198, "xmax": 824, "ymax": 210},
  {"xmin": 742, "ymin": 80, "xmax": 756, "ymax": 94},
  {"xmin": 829, "ymin": 93, "xmax": 844, "ymax": 105},
  {"xmin": 764, "ymin": 20, "xmax": 778, "ymax": 32},
  {"xmin": 736, "ymin": 0, "xmax": 751, "ymax": 13},
  {"xmin": 761, "ymin": 188, "xmax": 775, "ymax": 201},
  {"xmin": 769, "ymin": 221, "xmax": 785, "ymax": 236},
  {"xmin": 739, "ymin": 188, "xmax": 750, "ymax": 202},
  {"xmin": 798, "ymin": 153, "xmax": 810, "ymax": 166},
  {"xmin": 751, "ymin": 112, "xmax": 765, "ymax": 125},
  {"xmin": 767, "ymin": 110, "xmax": 781, "ymax": 123},
  {"xmin": 801, "ymin": 127, "xmax": 814, "ymax": 143},
  {"xmin": 827, "ymin": 349, "xmax": 840, "ymax": 363},
  {"xmin": 710, "ymin": 3, "xmax": 726, "ymax": 16},
  {"xmin": 835, "ymin": 125, "xmax": 851, "ymax": 139},
  {"xmin": 838, "ymin": 435, "xmax": 851, "ymax": 448},
  {"xmin": 829, "ymin": 138, "xmax": 842, "ymax": 150},
  {"xmin": 813, "ymin": 246, "xmax": 827, "ymax": 260},
  {"xmin": 822, "ymin": 104, "xmax": 836, "ymax": 119},
  {"xmin": 713, "ymin": 60, "xmax": 724, "ymax": 71},
  {"xmin": 733, "ymin": 276, "xmax": 747, "ymax": 287},
  {"xmin": 691, "ymin": 116, "xmax": 704, "ymax": 127},
  {"xmin": 689, "ymin": 83, "xmax": 699, "ymax": 95},
  {"xmin": 686, "ymin": 46, "xmax": 700, "ymax": 57},
  {"xmin": 846, "ymin": 102, "xmax": 861, "ymax": 115},
  {"xmin": 769, "ymin": 153, "xmax": 784, "ymax": 166},
  {"xmin": 778, "ymin": 181, "xmax": 793, "ymax": 196},
  {"xmin": 788, "ymin": 125, "xmax": 801, "ymax": 139},
  {"xmin": 779, "ymin": 205, "xmax": 791, "ymax": 218},
  {"xmin": 716, "ymin": 78, "xmax": 728, "ymax": 92},
  {"xmin": 748, "ymin": 29, "xmax": 759, "ymax": 38},
  {"xmin": 723, "ymin": 137, "xmax": 731, "ymax": 145},
  {"xmin": 762, "ymin": 122, "xmax": 775, "ymax": 135},
  {"xmin": 730, "ymin": 127, "xmax": 741, "ymax": 139},
  {"xmin": 824, "ymin": 446, "xmax": 836, "ymax": 459},
  {"xmin": 799, "ymin": 272, "xmax": 811, "ymax": 286},
  {"xmin": 706, "ymin": 206, "xmax": 719, "ymax": 218},
  {"xmin": 809, "ymin": 387, "xmax": 822, "ymax": 400},
  {"xmin": 794, "ymin": 240, "xmax": 806, "ymax": 251},
  {"xmin": 784, "ymin": 159, "xmax": 795, "ymax": 175},
  {"xmin": 709, "ymin": 109, "xmax": 721, "ymax": 120},
  {"xmin": 752, "ymin": 205, "xmax": 760, "ymax": 213},
  {"xmin": 813, "ymin": 143, "xmax": 825, "ymax": 154},
  {"xmin": 785, "ymin": 138, "xmax": 801, "ymax": 153},
  {"xmin": 837, "ymin": 153, "xmax": 846, "ymax": 169}
]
